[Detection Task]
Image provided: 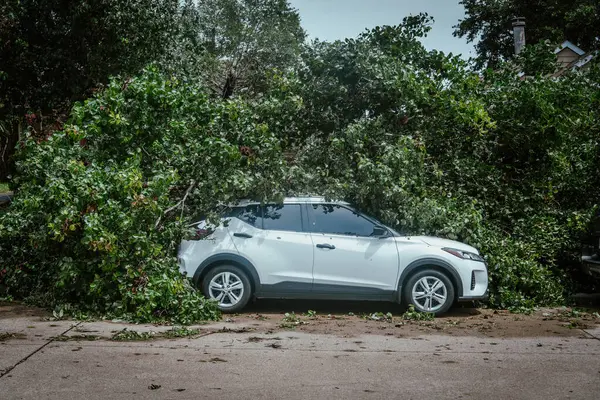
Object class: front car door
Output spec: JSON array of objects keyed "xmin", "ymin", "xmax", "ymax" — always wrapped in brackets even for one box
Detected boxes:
[{"xmin": 307, "ymin": 203, "xmax": 400, "ymax": 300}]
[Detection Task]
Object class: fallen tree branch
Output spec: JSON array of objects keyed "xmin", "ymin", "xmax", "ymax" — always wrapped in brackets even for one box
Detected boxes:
[
  {"xmin": 1, "ymin": 137, "xmax": 7, "ymax": 164},
  {"xmin": 154, "ymin": 179, "xmax": 197, "ymax": 229}
]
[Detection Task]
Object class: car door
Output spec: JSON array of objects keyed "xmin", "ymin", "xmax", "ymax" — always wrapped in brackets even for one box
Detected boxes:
[
  {"xmin": 307, "ymin": 203, "xmax": 400, "ymax": 299},
  {"xmin": 227, "ymin": 203, "xmax": 315, "ymax": 294}
]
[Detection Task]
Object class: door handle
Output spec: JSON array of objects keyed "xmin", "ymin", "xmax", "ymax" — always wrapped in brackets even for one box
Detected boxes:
[
  {"xmin": 233, "ymin": 232, "xmax": 253, "ymax": 239},
  {"xmin": 316, "ymin": 243, "xmax": 335, "ymax": 250}
]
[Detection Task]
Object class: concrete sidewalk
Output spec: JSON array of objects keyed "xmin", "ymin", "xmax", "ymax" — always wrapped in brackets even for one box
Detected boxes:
[{"xmin": 1, "ymin": 312, "xmax": 600, "ymax": 400}]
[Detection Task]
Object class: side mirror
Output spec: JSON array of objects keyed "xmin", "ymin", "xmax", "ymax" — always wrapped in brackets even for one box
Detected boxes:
[{"xmin": 372, "ymin": 225, "xmax": 389, "ymax": 238}]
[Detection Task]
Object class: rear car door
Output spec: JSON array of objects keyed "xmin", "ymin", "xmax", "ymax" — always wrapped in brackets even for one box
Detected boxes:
[
  {"xmin": 227, "ymin": 203, "xmax": 315, "ymax": 294},
  {"xmin": 307, "ymin": 204, "xmax": 400, "ymax": 299}
]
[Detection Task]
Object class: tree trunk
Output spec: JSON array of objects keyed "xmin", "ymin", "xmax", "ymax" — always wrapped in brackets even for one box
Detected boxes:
[{"xmin": 0, "ymin": 121, "xmax": 20, "ymax": 182}]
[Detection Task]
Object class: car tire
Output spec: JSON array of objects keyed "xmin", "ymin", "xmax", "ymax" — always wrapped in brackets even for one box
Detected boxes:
[
  {"xmin": 202, "ymin": 265, "xmax": 252, "ymax": 313},
  {"xmin": 403, "ymin": 269, "xmax": 455, "ymax": 315}
]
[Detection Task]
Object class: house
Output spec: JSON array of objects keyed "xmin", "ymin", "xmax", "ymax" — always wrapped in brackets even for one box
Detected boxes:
[
  {"xmin": 512, "ymin": 18, "xmax": 596, "ymax": 77},
  {"xmin": 553, "ymin": 40, "xmax": 596, "ymax": 75}
]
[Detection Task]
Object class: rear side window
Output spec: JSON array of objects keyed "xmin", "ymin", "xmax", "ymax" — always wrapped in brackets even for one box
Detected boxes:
[
  {"xmin": 263, "ymin": 204, "xmax": 303, "ymax": 232},
  {"xmin": 227, "ymin": 205, "xmax": 262, "ymax": 227},
  {"xmin": 227, "ymin": 204, "xmax": 303, "ymax": 232},
  {"xmin": 308, "ymin": 204, "xmax": 376, "ymax": 237}
]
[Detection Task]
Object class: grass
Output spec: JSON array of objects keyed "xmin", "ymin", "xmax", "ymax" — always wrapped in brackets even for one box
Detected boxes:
[{"xmin": 0, "ymin": 182, "xmax": 9, "ymax": 193}]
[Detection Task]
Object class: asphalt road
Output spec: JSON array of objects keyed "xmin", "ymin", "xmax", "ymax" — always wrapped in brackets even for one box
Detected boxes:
[{"xmin": 1, "ymin": 316, "xmax": 599, "ymax": 400}]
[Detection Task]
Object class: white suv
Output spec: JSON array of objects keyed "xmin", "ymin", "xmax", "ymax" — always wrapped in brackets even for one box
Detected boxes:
[{"xmin": 178, "ymin": 197, "xmax": 488, "ymax": 315}]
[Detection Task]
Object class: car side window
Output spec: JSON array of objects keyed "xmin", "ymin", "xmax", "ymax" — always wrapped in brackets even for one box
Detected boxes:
[
  {"xmin": 262, "ymin": 204, "xmax": 303, "ymax": 232},
  {"xmin": 227, "ymin": 205, "xmax": 262, "ymax": 227},
  {"xmin": 308, "ymin": 204, "xmax": 376, "ymax": 237}
]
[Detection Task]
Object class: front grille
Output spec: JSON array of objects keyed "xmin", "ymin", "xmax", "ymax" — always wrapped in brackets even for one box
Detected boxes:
[{"xmin": 470, "ymin": 271, "xmax": 476, "ymax": 290}]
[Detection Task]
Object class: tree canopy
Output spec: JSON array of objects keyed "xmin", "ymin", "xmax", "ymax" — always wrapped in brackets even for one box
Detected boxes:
[
  {"xmin": 0, "ymin": 0, "xmax": 306, "ymax": 180},
  {"xmin": 197, "ymin": 0, "xmax": 306, "ymax": 98},
  {"xmin": 454, "ymin": 0, "xmax": 600, "ymax": 68},
  {"xmin": 0, "ymin": 0, "xmax": 185, "ymax": 117},
  {"xmin": 0, "ymin": 0, "xmax": 198, "ymax": 180}
]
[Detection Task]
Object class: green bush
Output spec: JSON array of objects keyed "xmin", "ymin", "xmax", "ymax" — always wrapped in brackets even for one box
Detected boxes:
[
  {"xmin": 0, "ymin": 67, "xmax": 288, "ymax": 323},
  {"xmin": 284, "ymin": 20, "xmax": 600, "ymax": 310}
]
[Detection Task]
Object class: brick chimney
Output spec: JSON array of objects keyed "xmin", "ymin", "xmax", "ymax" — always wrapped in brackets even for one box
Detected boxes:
[{"xmin": 512, "ymin": 17, "xmax": 526, "ymax": 55}]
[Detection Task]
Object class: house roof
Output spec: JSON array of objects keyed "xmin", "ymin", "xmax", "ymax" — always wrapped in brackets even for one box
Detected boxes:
[
  {"xmin": 575, "ymin": 53, "xmax": 595, "ymax": 68},
  {"xmin": 555, "ymin": 40, "xmax": 586, "ymax": 56}
]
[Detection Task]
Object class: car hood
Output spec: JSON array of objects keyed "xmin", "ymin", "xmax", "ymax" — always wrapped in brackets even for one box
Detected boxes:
[{"xmin": 403, "ymin": 236, "xmax": 480, "ymax": 254}]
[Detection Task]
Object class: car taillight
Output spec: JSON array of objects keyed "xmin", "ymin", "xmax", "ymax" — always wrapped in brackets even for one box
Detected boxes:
[{"xmin": 192, "ymin": 228, "xmax": 213, "ymax": 240}]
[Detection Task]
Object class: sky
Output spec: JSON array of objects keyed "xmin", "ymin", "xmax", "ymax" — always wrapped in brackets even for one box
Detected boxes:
[{"xmin": 288, "ymin": 0, "xmax": 475, "ymax": 58}]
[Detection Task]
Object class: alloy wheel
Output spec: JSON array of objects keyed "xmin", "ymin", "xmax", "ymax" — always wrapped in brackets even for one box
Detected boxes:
[
  {"xmin": 411, "ymin": 276, "xmax": 448, "ymax": 312},
  {"xmin": 208, "ymin": 271, "xmax": 245, "ymax": 308}
]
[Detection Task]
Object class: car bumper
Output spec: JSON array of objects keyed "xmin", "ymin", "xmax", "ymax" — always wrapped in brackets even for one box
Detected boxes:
[
  {"xmin": 457, "ymin": 261, "xmax": 488, "ymax": 301},
  {"xmin": 458, "ymin": 290, "xmax": 489, "ymax": 302}
]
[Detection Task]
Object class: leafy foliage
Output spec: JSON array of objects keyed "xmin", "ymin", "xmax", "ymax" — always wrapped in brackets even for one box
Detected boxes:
[
  {"xmin": 0, "ymin": 0, "xmax": 204, "ymax": 180},
  {"xmin": 197, "ymin": 0, "xmax": 305, "ymax": 98},
  {"xmin": 0, "ymin": 67, "xmax": 288, "ymax": 323},
  {"xmin": 280, "ymin": 16, "xmax": 600, "ymax": 309},
  {"xmin": 109, "ymin": 327, "xmax": 200, "ymax": 341},
  {"xmin": 280, "ymin": 312, "xmax": 307, "ymax": 328},
  {"xmin": 455, "ymin": 0, "xmax": 600, "ymax": 68},
  {"xmin": 163, "ymin": 326, "xmax": 201, "ymax": 338},
  {"xmin": 0, "ymin": 0, "xmax": 187, "ymax": 115},
  {"xmin": 365, "ymin": 312, "xmax": 394, "ymax": 322},
  {"xmin": 1, "ymin": 7, "xmax": 600, "ymax": 322},
  {"xmin": 110, "ymin": 329, "xmax": 156, "ymax": 342},
  {"xmin": 402, "ymin": 305, "xmax": 435, "ymax": 321}
]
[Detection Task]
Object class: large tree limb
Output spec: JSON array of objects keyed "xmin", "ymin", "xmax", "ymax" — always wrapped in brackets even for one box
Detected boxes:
[{"xmin": 154, "ymin": 179, "xmax": 197, "ymax": 229}]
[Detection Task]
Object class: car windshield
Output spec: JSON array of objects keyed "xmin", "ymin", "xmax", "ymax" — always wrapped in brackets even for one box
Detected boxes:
[{"xmin": 348, "ymin": 204, "xmax": 404, "ymax": 236}]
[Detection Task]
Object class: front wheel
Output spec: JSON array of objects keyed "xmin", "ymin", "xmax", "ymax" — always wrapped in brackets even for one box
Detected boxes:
[
  {"xmin": 403, "ymin": 269, "xmax": 455, "ymax": 315},
  {"xmin": 202, "ymin": 265, "xmax": 252, "ymax": 313}
]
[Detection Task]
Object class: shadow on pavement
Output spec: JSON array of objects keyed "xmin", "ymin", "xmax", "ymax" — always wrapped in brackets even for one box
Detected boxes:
[{"xmin": 243, "ymin": 298, "xmax": 480, "ymax": 317}]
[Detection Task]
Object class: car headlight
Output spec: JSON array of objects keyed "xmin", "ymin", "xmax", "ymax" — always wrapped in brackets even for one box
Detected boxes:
[{"xmin": 442, "ymin": 247, "xmax": 485, "ymax": 263}]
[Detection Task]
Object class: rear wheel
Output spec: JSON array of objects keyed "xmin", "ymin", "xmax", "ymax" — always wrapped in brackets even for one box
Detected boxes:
[
  {"xmin": 202, "ymin": 265, "xmax": 252, "ymax": 313},
  {"xmin": 403, "ymin": 269, "xmax": 455, "ymax": 315}
]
